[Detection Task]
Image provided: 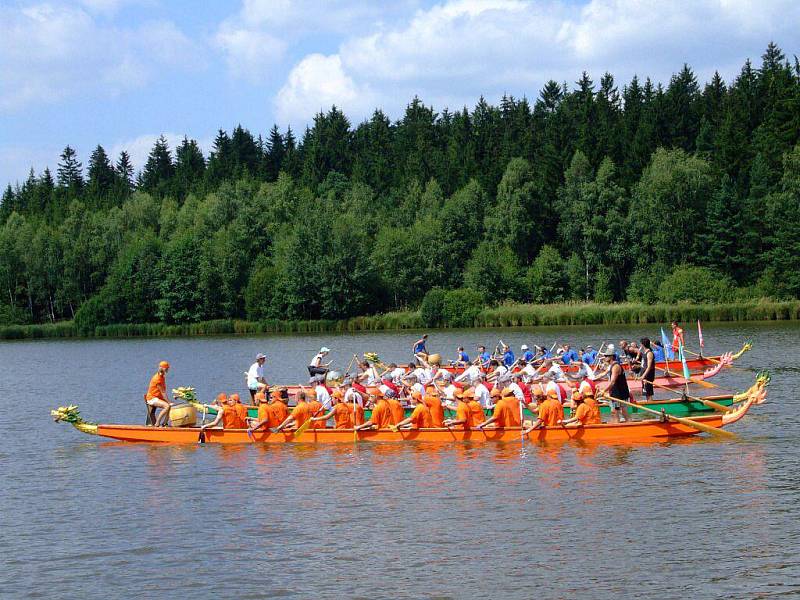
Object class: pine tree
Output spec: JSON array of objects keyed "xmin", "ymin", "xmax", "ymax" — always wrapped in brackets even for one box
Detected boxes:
[
  {"xmin": 264, "ymin": 125, "xmax": 285, "ymax": 181},
  {"xmin": 115, "ymin": 151, "xmax": 134, "ymax": 199},
  {"xmin": 87, "ymin": 145, "xmax": 115, "ymax": 204},
  {"xmin": 205, "ymin": 129, "xmax": 232, "ymax": 186},
  {"xmin": 57, "ymin": 146, "xmax": 83, "ymax": 196},
  {"xmin": 174, "ymin": 137, "xmax": 205, "ymax": 198},
  {"xmin": 140, "ymin": 135, "xmax": 175, "ymax": 195}
]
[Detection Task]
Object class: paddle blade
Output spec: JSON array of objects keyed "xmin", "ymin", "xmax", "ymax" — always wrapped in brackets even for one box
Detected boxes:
[
  {"xmin": 198, "ymin": 429, "xmax": 205, "ymax": 444},
  {"xmin": 293, "ymin": 418, "xmax": 312, "ymax": 439}
]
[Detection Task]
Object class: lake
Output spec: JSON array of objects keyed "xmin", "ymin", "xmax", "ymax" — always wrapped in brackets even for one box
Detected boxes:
[{"xmin": 1, "ymin": 322, "xmax": 798, "ymax": 599}]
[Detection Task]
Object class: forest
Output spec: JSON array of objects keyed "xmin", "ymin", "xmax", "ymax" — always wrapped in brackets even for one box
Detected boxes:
[{"xmin": 0, "ymin": 43, "xmax": 799, "ymax": 331}]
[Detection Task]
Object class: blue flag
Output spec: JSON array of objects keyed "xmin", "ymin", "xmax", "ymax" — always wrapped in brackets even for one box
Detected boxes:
[
  {"xmin": 661, "ymin": 327, "xmax": 675, "ymax": 360},
  {"xmin": 679, "ymin": 341, "xmax": 691, "ymax": 380}
]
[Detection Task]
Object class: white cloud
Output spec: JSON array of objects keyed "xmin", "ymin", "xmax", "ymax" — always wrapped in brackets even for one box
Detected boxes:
[
  {"xmin": 0, "ymin": 3, "xmax": 200, "ymax": 111},
  {"xmin": 272, "ymin": 0, "xmax": 800, "ymax": 125},
  {"xmin": 275, "ymin": 54, "xmax": 375, "ymax": 123}
]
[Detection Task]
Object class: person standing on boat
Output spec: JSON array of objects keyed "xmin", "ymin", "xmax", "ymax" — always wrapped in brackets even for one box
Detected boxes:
[
  {"xmin": 671, "ymin": 321, "xmax": 685, "ymax": 354},
  {"xmin": 412, "ymin": 334, "xmax": 429, "ymax": 364},
  {"xmin": 308, "ymin": 347, "xmax": 331, "ymax": 378},
  {"xmin": 246, "ymin": 353, "xmax": 267, "ymax": 402},
  {"xmin": 601, "ymin": 349, "xmax": 630, "ymax": 422},
  {"xmin": 145, "ymin": 361, "xmax": 172, "ymax": 427},
  {"xmin": 638, "ymin": 337, "xmax": 656, "ymax": 401}
]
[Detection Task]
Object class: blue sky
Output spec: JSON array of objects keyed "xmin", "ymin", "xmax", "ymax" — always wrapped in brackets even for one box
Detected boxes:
[{"xmin": 1, "ymin": 0, "xmax": 798, "ymax": 188}]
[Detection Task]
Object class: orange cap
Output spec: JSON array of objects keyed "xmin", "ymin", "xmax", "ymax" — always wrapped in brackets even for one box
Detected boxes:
[
  {"xmin": 216, "ymin": 393, "xmax": 227, "ymax": 402},
  {"xmin": 462, "ymin": 388, "xmax": 475, "ymax": 398},
  {"xmin": 490, "ymin": 388, "xmax": 502, "ymax": 398},
  {"xmin": 230, "ymin": 393, "xmax": 240, "ymax": 402},
  {"xmin": 270, "ymin": 390, "xmax": 283, "ymax": 401},
  {"xmin": 159, "ymin": 361, "xmax": 170, "ymax": 369},
  {"xmin": 501, "ymin": 387, "xmax": 515, "ymax": 398},
  {"xmin": 412, "ymin": 391, "xmax": 422, "ymax": 400},
  {"xmin": 332, "ymin": 389, "xmax": 344, "ymax": 399},
  {"xmin": 306, "ymin": 388, "xmax": 317, "ymax": 398}
]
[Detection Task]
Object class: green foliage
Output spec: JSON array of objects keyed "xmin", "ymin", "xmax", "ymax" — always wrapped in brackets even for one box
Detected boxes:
[
  {"xmin": 441, "ymin": 288, "xmax": 485, "ymax": 327},
  {"xmin": 1, "ymin": 46, "xmax": 799, "ymax": 327},
  {"xmin": 419, "ymin": 287, "xmax": 446, "ymax": 327},
  {"xmin": 527, "ymin": 245, "xmax": 568, "ymax": 303},
  {"xmin": 657, "ymin": 264, "xmax": 735, "ymax": 303}
]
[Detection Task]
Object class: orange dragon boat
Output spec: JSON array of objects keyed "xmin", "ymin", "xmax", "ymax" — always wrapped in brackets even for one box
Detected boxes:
[{"xmin": 52, "ymin": 375, "xmax": 767, "ymax": 445}]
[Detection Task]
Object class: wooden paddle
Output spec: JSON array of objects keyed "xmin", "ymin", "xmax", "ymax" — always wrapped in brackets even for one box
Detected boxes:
[
  {"xmin": 655, "ymin": 365, "xmax": 718, "ymax": 389},
  {"xmin": 602, "ymin": 393, "xmax": 735, "ymax": 437},
  {"xmin": 649, "ymin": 379, "xmax": 732, "ymax": 413}
]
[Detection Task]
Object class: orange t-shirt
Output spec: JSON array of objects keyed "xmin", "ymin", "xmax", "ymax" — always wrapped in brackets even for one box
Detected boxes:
[
  {"xmin": 145, "ymin": 372, "xmax": 165, "ymax": 401},
  {"xmin": 468, "ymin": 400, "xmax": 486, "ymax": 428},
  {"xmin": 582, "ymin": 397, "xmax": 601, "ymax": 424},
  {"xmin": 424, "ymin": 395, "xmax": 445, "ymax": 427},
  {"xmin": 354, "ymin": 403, "xmax": 365, "ymax": 426},
  {"xmin": 504, "ymin": 398, "xmax": 522, "ymax": 427},
  {"xmin": 290, "ymin": 401, "xmax": 310, "ymax": 428},
  {"xmin": 222, "ymin": 403, "xmax": 248, "ymax": 429},
  {"xmin": 268, "ymin": 401, "xmax": 289, "ymax": 428},
  {"xmin": 371, "ymin": 400, "xmax": 392, "ymax": 429},
  {"xmin": 538, "ymin": 398, "xmax": 564, "ymax": 427},
  {"xmin": 409, "ymin": 403, "xmax": 432, "ymax": 428},
  {"xmin": 455, "ymin": 401, "xmax": 471, "ymax": 429},
  {"xmin": 333, "ymin": 403, "xmax": 355, "ymax": 429},
  {"xmin": 387, "ymin": 398, "xmax": 405, "ymax": 425},
  {"xmin": 307, "ymin": 400, "xmax": 325, "ymax": 428},
  {"xmin": 257, "ymin": 403, "xmax": 269, "ymax": 423},
  {"xmin": 574, "ymin": 403, "xmax": 600, "ymax": 425}
]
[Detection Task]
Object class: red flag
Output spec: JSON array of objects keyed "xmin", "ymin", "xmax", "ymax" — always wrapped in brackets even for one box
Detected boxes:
[{"xmin": 697, "ymin": 320, "xmax": 704, "ymax": 349}]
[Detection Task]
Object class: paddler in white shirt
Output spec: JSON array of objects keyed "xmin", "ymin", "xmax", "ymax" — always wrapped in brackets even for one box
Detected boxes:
[
  {"xmin": 455, "ymin": 363, "xmax": 482, "ymax": 384},
  {"xmin": 313, "ymin": 376, "xmax": 333, "ymax": 411},
  {"xmin": 473, "ymin": 373, "xmax": 492, "ymax": 409}
]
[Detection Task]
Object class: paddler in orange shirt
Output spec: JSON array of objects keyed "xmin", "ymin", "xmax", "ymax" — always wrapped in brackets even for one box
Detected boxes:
[
  {"xmin": 395, "ymin": 391, "xmax": 433, "ymax": 429},
  {"xmin": 423, "ymin": 387, "xmax": 445, "ymax": 427},
  {"xmin": 476, "ymin": 388, "xmax": 520, "ymax": 429},
  {"xmin": 466, "ymin": 389, "xmax": 487, "ymax": 429},
  {"xmin": 523, "ymin": 385, "xmax": 564, "ymax": 432},
  {"xmin": 386, "ymin": 394, "xmax": 405, "ymax": 425},
  {"xmin": 305, "ymin": 388, "xmax": 326, "ymax": 429},
  {"xmin": 201, "ymin": 393, "xmax": 248, "ymax": 431},
  {"xmin": 443, "ymin": 389, "xmax": 472, "ymax": 429},
  {"xmin": 248, "ymin": 390, "xmax": 289, "ymax": 434},
  {"xmin": 275, "ymin": 391, "xmax": 311, "ymax": 432},
  {"xmin": 355, "ymin": 392, "xmax": 393, "ymax": 430},
  {"xmin": 560, "ymin": 387, "xmax": 602, "ymax": 427},
  {"xmin": 144, "ymin": 361, "xmax": 172, "ymax": 426},
  {"xmin": 311, "ymin": 389, "xmax": 355, "ymax": 429}
]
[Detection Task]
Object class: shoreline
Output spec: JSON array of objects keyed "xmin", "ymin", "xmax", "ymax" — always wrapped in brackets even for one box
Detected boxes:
[{"xmin": 1, "ymin": 299, "xmax": 798, "ymax": 341}]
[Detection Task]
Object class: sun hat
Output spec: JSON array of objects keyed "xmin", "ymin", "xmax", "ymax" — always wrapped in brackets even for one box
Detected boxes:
[
  {"xmin": 320, "ymin": 347, "xmax": 330, "ymax": 353},
  {"xmin": 256, "ymin": 353, "xmax": 266, "ymax": 360}
]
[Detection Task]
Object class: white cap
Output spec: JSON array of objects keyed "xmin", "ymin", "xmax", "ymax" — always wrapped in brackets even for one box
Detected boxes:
[
  {"xmin": 603, "ymin": 344, "xmax": 616, "ymax": 356},
  {"xmin": 521, "ymin": 344, "xmax": 529, "ymax": 350},
  {"xmin": 320, "ymin": 347, "xmax": 330, "ymax": 353}
]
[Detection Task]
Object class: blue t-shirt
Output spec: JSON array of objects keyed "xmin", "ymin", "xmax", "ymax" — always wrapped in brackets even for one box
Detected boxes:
[
  {"xmin": 503, "ymin": 350, "xmax": 515, "ymax": 367},
  {"xmin": 479, "ymin": 351, "xmax": 491, "ymax": 364},
  {"xmin": 458, "ymin": 351, "xmax": 470, "ymax": 363},
  {"xmin": 583, "ymin": 351, "xmax": 598, "ymax": 365},
  {"xmin": 413, "ymin": 340, "xmax": 427, "ymax": 354},
  {"xmin": 653, "ymin": 346, "xmax": 665, "ymax": 362},
  {"xmin": 522, "ymin": 350, "xmax": 535, "ymax": 362},
  {"xmin": 561, "ymin": 349, "xmax": 579, "ymax": 365}
]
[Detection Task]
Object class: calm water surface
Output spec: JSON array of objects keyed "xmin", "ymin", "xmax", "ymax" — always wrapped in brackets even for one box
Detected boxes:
[{"xmin": 1, "ymin": 322, "xmax": 799, "ymax": 599}]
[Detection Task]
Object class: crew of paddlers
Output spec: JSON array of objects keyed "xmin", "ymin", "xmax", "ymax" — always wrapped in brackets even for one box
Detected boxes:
[{"xmin": 144, "ymin": 322, "xmax": 697, "ymax": 432}]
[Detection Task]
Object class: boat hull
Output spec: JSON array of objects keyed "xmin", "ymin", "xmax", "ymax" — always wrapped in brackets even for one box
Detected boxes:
[{"xmin": 95, "ymin": 411, "xmax": 733, "ymax": 444}]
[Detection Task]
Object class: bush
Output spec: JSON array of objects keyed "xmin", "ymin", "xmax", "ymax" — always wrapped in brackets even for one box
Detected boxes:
[
  {"xmin": 441, "ymin": 288, "xmax": 484, "ymax": 327},
  {"xmin": 526, "ymin": 245, "xmax": 567, "ymax": 303},
  {"xmin": 627, "ymin": 262, "xmax": 669, "ymax": 304},
  {"xmin": 657, "ymin": 264, "xmax": 735, "ymax": 304},
  {"xmin": 74, "ymin": 291, "xmax": 116, "ymax": 334},
  {"xmin": 0, "ymin": 303, "xmax": 28, "ymax": 325},
  {"xmin": 419, "ymin": 287, "xmax": 446, "ymax": 327}
]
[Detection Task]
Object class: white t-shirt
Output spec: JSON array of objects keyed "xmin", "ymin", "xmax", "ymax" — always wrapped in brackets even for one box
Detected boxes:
[
  {"xmin": 492, "ymin": 365, "xmax": 508, "ymax": 380},
  {"xmin": 547, "ymin": 364, "xmax": 566, "ymax": 381},
  {"xmin": 364, "ymin": 366, "xmax": 380, "ymax": 385},
  {"xmin": 545, "ymin": 380, "xmax": 562, "ymax": 402},
  {"xmin": 455, "ymin": 365, "xmax": 481, "ymax": 383},
  {"xmin": 573, "ymin": 362, "xmax": 595, "ymax": 380},
  {"xmin": 442, "ymin": 384, "xmax": 458, "ymax": 400},
  {"xmin": 433, "ymin": 368, "xmax": 452, "ymax": 382},
  {"xmin": 344, "ymin": 388, "xmax": 364, "ymax": 407},
  {"xmin": 247, "ymin": 362, "xmax": 264, "ymax": 389},
  {"xmin": 474, "ymin": 383, "xmax": 491, "ymax": 408},
  {"xmin": 390, "ymin": 367, "xmax": 406, "ymax": 384},
  {"xmin": 521, "ymin": 364, "xmax": 538, "ymax": 378},
  {"xmin": 509, "ymin": 382, "xmax": 525, "ymax": 403},
  {"xmin": 310, "ymin": 352, "xmax": 325, "ymax": 367},
  {"xmin": 413, "ymin": 367, "xmax": 433, "ymax": 385},
  {"xmin": 411, "ymin": 382, "xmax": 424, "ymax": 395},
  {"xmin": 315, "ymin": 385, "xmax": 332, "ymax": 410}
]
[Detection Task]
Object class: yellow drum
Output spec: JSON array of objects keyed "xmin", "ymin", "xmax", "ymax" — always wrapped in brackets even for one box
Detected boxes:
[{"xmin": 169, "ymin": 404, "xmax": 198, "ymax": 427}]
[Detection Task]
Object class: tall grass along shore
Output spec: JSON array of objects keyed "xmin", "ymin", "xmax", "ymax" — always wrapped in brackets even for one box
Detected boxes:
[{"xmin": 1, "ymin": 300, "xmax": 798, "ymax": 341}]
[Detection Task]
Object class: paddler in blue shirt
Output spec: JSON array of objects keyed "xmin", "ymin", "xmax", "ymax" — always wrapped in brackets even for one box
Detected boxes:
[
  {"xmin": 582, "ymin": 345, "xmax": 598, "ymax": 365},
  {"xmin": 475, "ymin": 345, "xmax": 492, "ymax": 368},
  {"xmin": 652, "ymin": 340, "xmax": 666, "ymax": 362},
  {"xmin": 521, "ymin": 344, "xmax": 535, "ymax": 362},
  {"xmin": 454, "ymin": 346, "xmax": 470, "ymax": 367},
  {"xmin": 501, "ymin": 343, "xmax": 515, "ymax": 367},
  {"xmin": 560, "ymin": 344, "xmax": 579, "ymax": 365}
]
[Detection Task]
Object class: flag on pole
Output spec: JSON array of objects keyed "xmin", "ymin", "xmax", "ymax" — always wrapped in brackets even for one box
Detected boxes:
[
  {"xmin": 679, "ymin": 341, "xmax": 691, "ymax": 380},
  {"xmin": 661, "ymin": 327, "xmax": 674, "ymax": 360},
  {"xmin": 697, "ymin": 319, "xmax": 704, "ymax": 349}
]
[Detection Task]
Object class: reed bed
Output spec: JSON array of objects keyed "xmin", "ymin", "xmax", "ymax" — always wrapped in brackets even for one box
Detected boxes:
[{"xmin": 1, "ymin": 299, "xmax": 798, "ymax": 340}]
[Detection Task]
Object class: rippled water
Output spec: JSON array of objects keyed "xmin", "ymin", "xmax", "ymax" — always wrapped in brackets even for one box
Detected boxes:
[{"xmin": 1, "ymin": 322, "xmax": 799, "ymax": 599}]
